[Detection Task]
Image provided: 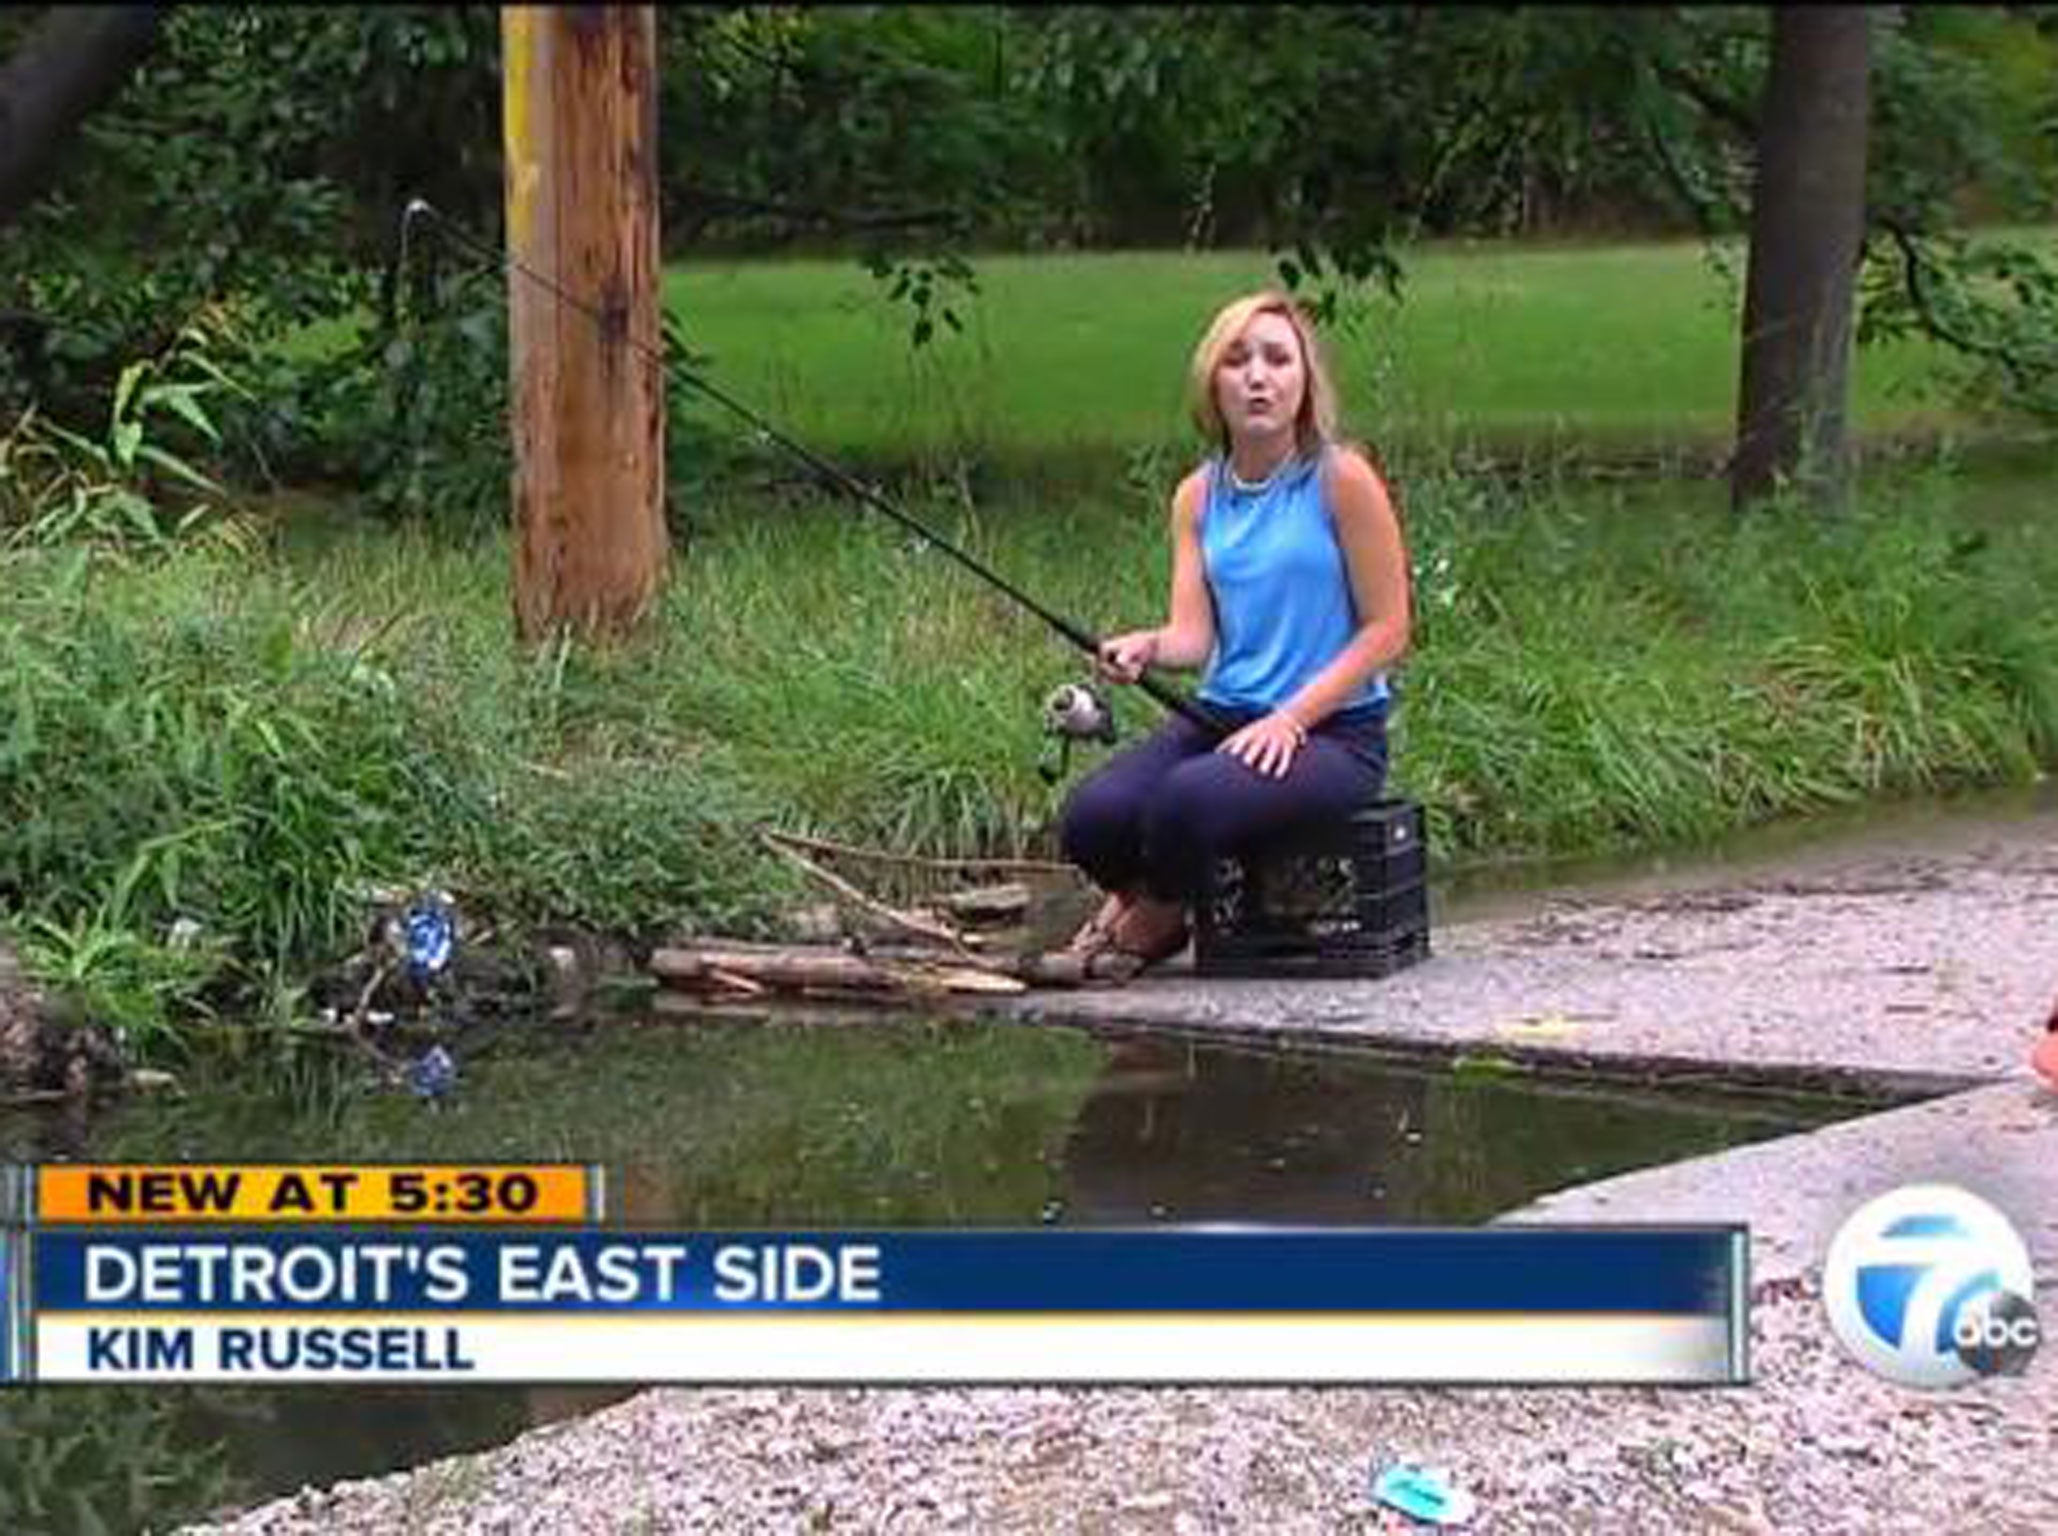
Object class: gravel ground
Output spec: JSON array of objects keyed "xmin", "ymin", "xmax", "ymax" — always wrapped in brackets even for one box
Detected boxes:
[
  {"xmin": 192, "ymin": 1286, "xmax": 2056, "ymax": 1534},
  {"xmin": 189, "ymin": 806, "xmax": 2058, "ymax": 1534},
  {"xmin": 986, "ymin": 817, "xmax": 2058, "ymax": 1089}
]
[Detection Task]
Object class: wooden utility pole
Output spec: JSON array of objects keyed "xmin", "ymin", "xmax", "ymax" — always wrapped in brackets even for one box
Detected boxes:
[{"xmin": 503, "ymin": 5, "xmax": 667, "ymax": 642}]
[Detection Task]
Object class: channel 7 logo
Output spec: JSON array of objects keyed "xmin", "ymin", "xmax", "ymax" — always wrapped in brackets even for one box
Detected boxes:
[{"xmin": 1823, "ymin": 1184, "xmax": 2042, "ymax": 1390}]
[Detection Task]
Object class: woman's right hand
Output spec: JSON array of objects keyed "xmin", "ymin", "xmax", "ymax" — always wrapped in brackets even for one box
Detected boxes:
[{"xmin": 1096, "ymin": 629, "xmax": 1160, "ymax": 685}]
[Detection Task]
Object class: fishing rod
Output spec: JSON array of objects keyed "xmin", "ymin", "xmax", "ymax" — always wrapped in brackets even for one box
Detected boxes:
[{"xmin": 398, "ymin": 198, "xmax": 1226, "ymax": 734}]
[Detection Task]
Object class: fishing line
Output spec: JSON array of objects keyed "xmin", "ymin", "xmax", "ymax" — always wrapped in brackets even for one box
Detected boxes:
[{"xmin": 397, "ymin": 198, "xmax": 1227, "ymax": 734}]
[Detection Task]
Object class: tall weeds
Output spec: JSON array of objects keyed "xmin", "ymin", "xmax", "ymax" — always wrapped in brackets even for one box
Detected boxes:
[
  {"xmin": 0, "ymin": 548, "xmax": 467, "ymax": 1044},
  {"xmin": 1394, "ymin": 459, "xmax": 2058, "ymax": 858},
  {"xmin": 3, "ymin": 449, "xmax": 2054, "ymax": 1048}
]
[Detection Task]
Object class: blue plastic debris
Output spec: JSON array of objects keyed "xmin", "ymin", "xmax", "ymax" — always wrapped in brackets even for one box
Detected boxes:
[
  {"xmin": 402, "ymin": 895, "xmax": 456, "ymax": 981},
  {"xmin": 1370, "ymin": 1463, "xmax": 1476, "ymax": 1527},
  {"xmin": 408, "ymin": 1044, "xmax": 458, "ymax": 1101}
]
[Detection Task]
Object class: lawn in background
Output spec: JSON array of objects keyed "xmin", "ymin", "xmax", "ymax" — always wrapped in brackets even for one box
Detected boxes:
[{"xmin": 664, "ymin": 237, "xmax": 1963, "ymax": 467}]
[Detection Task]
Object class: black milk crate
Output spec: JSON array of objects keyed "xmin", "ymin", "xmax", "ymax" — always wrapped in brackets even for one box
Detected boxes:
[{"xmin": 1194, "ymin": 798, "xmax": 1432, "ymax": 979}]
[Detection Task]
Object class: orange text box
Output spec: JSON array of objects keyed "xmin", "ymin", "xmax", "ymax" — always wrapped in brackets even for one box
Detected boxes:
[{"xmin": 36, "ymin": 1164, "xmax": 596, "ymax": 1224}]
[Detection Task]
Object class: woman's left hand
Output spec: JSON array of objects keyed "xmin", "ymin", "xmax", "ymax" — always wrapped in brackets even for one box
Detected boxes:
[{"xmin": 1218, "ymin": 711, "xmax": 1309, "ymax": 779}]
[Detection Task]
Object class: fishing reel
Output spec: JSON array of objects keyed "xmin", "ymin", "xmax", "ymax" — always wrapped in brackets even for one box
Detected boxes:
[{"xmin": 1038, "ymin": 679, "xmax": 1117, "ymax": 784}]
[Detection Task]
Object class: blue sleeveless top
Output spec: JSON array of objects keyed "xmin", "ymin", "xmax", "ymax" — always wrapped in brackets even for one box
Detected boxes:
[{"xmin": 1196, "ymin": 446, "xmax": 1388, "ymax": 718}]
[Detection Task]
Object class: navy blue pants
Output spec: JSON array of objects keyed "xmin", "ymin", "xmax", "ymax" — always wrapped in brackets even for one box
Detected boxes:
[{"xmin": 1058, "ymin": 706, "xmax": 1389, "ymax": 902}]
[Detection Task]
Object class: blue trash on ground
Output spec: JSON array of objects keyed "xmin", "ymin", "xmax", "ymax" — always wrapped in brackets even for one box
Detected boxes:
[
  {"xmin": 402, "ymin": 894, "xmax": 456, "ymax": 982},
  {"xmin": 1370, "ymin": 1462, "xmax": 1476, "ymax": 1527},
  {"xmin": 408, "ymin": 1044, "xmax": 458, "ymax": 1101}
]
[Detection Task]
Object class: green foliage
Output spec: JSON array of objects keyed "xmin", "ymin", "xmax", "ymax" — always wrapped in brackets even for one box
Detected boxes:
[
  {"xmin": 1018, "ymin": 8, "xmax": 1732, "ymax": 300},
  {"xmin": 0, "ymin": 2, "xmax": 2051, "ymax": 1056},
  {"xmin": 0, "ymin": 549, "xmax": 480, "ymax": 1046},
  {"xmin": 0, "ymin": 233, "xmax": 2047, "ymax": 1063},
  {"xmin": 655, "ymin": 8, "xmax": 1030, "ymax": 348},
  {"xmin": 13, "ymin": 884, "xmax": 221, "ymax": 1056},
  {"xmin": 1874, "ymin": 9, "xmax": 2058, "ymax": 226},
  {"xmin": 254, "ymin": 447, "xmax": 2058, "ymax": 888},
  {"xmin": 861, "ymin": 248, "xmax": 982, "ymax": 350},
  {"xmin": 1859, "ymin": 230, "xmax": 2058, "ymax": 426},
  {"xmin": 1393, "ymin": 462, "xmax": 2058, "ymax": 859},
  {"xmin": 1, "ymin": 312, "xmax": 249, "ymax": 552},
  {"xmin": 0, "ymin": 1388, "xmax": 236, "ymax": 1536},
  {"xmin": 258, "ymin": 275, "xmax": 517, "ymax": 531},
  {"xmin": 453, "ymin": 736, "xmax": 780, "ymax": 940},
  {"xmin": 1014, "ymin": 6, "xmax": 2054, "ymax": 420},
  {"xmin": 660, "ymin": 8, "xmax": 1041, "ymax": 251},
  {"xmin": 0, "ymin": 8, "xmax": 497, "ymax": 441},
  {"xmin": 4, "ymin": 3, "xmax": 2053, "ymax": 459},
  {"xmin": 0, "ymin": 450, "xmax": 2049, "ymax": 1099},
  {"xmin": 1843, "ymin": 12, "xmax": 2058, "ymax": 424},
  {"xmin": 14, "ymin": 376, "xmax": 2052, "ymax": 1062},
  {"xmin": 206, "ymin": 261, "xmax": 741, "ymax": 536}
]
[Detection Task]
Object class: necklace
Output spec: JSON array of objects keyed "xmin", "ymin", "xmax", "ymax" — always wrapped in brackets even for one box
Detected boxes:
[{"xmin": 1227, "ymin": 455, "xmax": 1290, "ymax": 494}]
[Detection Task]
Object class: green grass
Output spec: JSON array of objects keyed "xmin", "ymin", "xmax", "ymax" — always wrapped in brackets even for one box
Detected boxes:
[
  {"xmin": 664, "ymin": 237, "xmax": 1983, "ymax": 466},
  {"xmin": 282, "ymin": 228, "xmax": 2049, "ymax": 477},
  {"xmin": 8, "ymin": 232, "xmax": 2057, "ymax": 1046},
  {"xmin": 4, "ymin": 449, "xmax": 2056, "ymax": 1046}
]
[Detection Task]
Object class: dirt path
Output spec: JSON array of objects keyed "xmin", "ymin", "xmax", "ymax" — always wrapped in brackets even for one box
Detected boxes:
[{"xmin": 190, "ymin": 807, "xmax": 2058, "ymax": 1534}]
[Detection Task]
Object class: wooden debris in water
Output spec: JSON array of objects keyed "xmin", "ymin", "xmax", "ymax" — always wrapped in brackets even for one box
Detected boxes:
[
  {"xmin": 654, "ymin": 829, "xmax": 1130, "ymax": 1005},
  {"xmin": 647, "ymin": 939, "xmax": 1141, "ymax": 1003},
  {"xmin": 933, "ymin": 882, "xmax": 1031, "ymax": 923},
  {"xmin": 757, "ymin": 829, "xmax": 980, "ymax": 954},
  {"xmin": 650, "ymin": 942, "xmax": 1026, "ymax": 999}
]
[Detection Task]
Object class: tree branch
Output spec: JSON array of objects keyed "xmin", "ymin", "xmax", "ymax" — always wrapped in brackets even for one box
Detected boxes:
[
  {"xmin": 1652, "ymin": 59, "xmax": 1759, "ymax": 145},
  {"xmin": 1877, "ymin": 216, "xmax": 2054, "ymax": 394},
  {"xmin": 0, "ymin": 6, "xmax": 170, "ymax": 229},
  {"xmin": 668, "ymin": 179, "xmax": 962, "ymax": 237},
  {"xmin": 1638, "ymin": 116, "xmax": 1733, "ymax": 242}
]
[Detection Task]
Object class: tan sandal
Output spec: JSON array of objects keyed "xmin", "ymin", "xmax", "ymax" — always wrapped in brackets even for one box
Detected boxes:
[
  {"xmin": 1061, "ymin": 892, "xmax": 1133, "ymax": 957},
  {"xmin": 1048, "ymin": 892, "xmax": 1184, "ymax": 983},
  {"xmin": 1109, "ymin": 902, "xmax": 1190, "ymax": 971},
  {"xmin": 1143, "ymin": 921, "xmax": 1191, "ymax": 968}
]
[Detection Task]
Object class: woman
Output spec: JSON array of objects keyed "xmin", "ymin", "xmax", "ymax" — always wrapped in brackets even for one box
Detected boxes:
[
  {"xmin": 2034, "ymin": 996, "xmax": 2058, "ymax": 1090},
  {"xmin": 1058, "ymin": 290, "xmax": 1412, "ymax": 970}
]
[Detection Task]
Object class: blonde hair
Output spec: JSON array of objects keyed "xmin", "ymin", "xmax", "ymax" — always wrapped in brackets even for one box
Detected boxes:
[{"xmin": 1186, "ymin": 291, "xmax": 1339, "ymax": 456}]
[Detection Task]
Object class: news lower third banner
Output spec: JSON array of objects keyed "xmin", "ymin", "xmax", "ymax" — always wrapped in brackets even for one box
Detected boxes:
[{"xmin": 3, "ymin": 1212, "xmax": 1748, "ymax": 1386}]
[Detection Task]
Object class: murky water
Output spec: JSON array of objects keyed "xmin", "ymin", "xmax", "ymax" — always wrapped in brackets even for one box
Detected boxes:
[{"xmin": 0, "ymin": 1015, "xmax": 1897, "ymax": 1532}]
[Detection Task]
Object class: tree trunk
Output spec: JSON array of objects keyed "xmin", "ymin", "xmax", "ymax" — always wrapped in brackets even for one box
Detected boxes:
[
  {"xmin": 1731, "ymin": 7, "xmax": 1872, "ymax": 512},
  {"xmin": 0, "ymin": 6, "xmax": 168, "ymax": 230},
  {"xmin": 503, "ymin": 6, "xmax": 667, "ymax": 643}
]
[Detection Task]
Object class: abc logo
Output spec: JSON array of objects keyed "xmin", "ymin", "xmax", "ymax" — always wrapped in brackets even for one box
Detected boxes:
[{"xmin": 1823, "ymin": 1183, "xmax": 2041, "ymax": 1390}]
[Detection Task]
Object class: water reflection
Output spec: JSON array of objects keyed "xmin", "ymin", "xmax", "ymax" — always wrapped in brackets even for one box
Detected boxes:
[
  {"xmin": 1055, "ymin": 1032, "xmax": 1859, "ymax": 1226},
  {"xmin": 0, "ymin": 1016, "xmax": 1881, "ymax": 1533}
]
